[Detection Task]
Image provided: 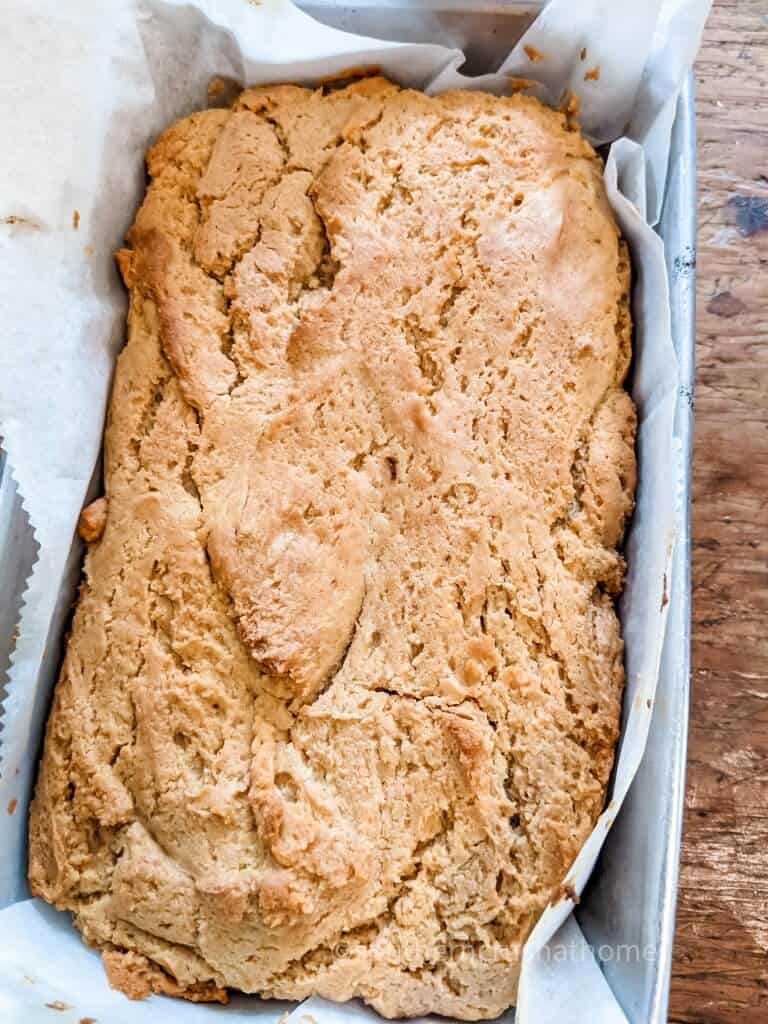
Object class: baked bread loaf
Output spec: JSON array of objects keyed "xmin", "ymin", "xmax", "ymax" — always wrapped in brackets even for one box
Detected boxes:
[{"xmin": 29, "ymin": 77, "xmax": 636, "ymax": 1019}]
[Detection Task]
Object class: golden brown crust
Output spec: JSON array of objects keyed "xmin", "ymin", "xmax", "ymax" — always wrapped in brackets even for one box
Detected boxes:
[
  {"xmin": 102, "ymin": 949, "xmax": 228, "ymax": 1004},
  {"xmin": 29, "ymin": 77, "xmax": 635, "ymax": 1019}
]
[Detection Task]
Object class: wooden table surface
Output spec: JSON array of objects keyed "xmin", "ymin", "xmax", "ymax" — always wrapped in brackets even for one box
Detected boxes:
[{"xmin": 669, "ymin": 1, "xmax": 768, "ymax": 1021}]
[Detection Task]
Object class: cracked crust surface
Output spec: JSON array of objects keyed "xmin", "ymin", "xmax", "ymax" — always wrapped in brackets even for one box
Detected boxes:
[{"xmin": 28, "ymin": 77, "xmax": 636, "ymax": 1019}]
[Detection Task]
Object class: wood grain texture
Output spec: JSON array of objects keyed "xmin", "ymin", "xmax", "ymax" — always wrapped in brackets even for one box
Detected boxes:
[{"xmin": 669, "ymin": 1, "xmax": 768, "ymax": 1021}]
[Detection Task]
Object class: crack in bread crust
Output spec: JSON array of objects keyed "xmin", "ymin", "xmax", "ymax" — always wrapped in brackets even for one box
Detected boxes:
[{"xmin": 28, "ymin": 77, "xmax": 636, "ymax": 1020}]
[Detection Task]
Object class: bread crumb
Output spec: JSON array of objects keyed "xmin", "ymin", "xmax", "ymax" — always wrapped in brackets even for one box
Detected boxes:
[
  {"xmin": 7, "ymin": 799, "xmax": 17, "ymax": 815},
  {"xmin": 506, "ymin": 76, "xmax": 537, "ymax": 93},
  {"xmin": 523, "ymin": 44, "xmax": 544, "ymax": 62},
  {"xmin": 45, "ymin": 1002, "xmax": 71, "ymax": 1012},
  {"xmin": 560, "ymin": 89, "xmax": 581, "ymax": 119},
  {"xmin": 73, "ymin": 209, "xmax": 80, "ymax": 230},
  {"xmin": 78, "ymin": 497, "xmax": 108, "ymax": 543},
  {"xmin": 2, "ymin": 214, "xmax": 42, "ymax": 229},
  {"xmin": 207, "ymin": 77, "xmax": 226, "ymax": 102},
  {"xmin": 559, "ymin": 881, "xmax": 580, "ymax": 904},
  {"xmin": 584, "ymin": 66, "xmax": 601, "ymax": 82},
  {"xmin": 580, "ymin": 47, "xmax": 587, "ymax": 61}
]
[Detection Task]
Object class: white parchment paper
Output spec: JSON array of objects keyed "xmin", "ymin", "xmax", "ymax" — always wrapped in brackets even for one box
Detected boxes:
[{"xmin": 0, "ymin": 0, "xmax": 710, "ymax": 1021}]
